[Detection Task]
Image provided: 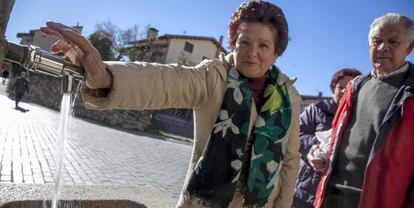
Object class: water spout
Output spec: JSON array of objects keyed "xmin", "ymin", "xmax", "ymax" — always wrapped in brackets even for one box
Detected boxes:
[
  {"xmin": 2, "ymin": 40, "xmax": 84, "ymax": 81},
  {"xmin": 61, "ymin": 75, "xmax": 74, "ymax": 94}
]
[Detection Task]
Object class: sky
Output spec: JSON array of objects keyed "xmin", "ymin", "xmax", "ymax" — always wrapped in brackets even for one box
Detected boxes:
[{"xmin": 5, "ymin": 0, "xmax": 414, "ymax": 96}]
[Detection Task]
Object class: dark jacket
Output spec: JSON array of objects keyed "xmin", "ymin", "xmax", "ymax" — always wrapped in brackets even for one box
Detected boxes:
[
  {"xmin": 13, "ymin": 77, "xmax": 29, "ymax": 94},
  {"xmin": 314, "ymin": 62, "xmax": 414, "ymax": 208},
  {"xmin": 293, "ymin": 99, "xmax": 337, "ymax": 207}
]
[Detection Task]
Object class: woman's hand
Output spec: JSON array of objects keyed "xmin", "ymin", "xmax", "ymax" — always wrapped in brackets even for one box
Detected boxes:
[
  {"xmin": 307, "ymin": 144, "xmax": 328, "ymax": 173},
  {"xmin": 40, "ymin": 21, "xmax": 112, "ymax": 89}
]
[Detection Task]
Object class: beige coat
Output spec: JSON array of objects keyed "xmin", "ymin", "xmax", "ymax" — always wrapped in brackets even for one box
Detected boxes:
[{"xmin": 81, "ymin": 53, "xmax": 301, "ymax": 208}]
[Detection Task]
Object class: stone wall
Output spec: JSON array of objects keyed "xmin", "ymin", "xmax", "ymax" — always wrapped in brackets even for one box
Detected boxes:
[{"xmin": 22, "ymin": 72, "xmax": 157, "ymax": 134}]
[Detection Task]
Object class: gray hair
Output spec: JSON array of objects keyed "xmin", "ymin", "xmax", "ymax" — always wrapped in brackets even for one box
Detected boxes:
[{"xmin": 368, "ymin": 13, "xmax": 414, "ymax": 43}]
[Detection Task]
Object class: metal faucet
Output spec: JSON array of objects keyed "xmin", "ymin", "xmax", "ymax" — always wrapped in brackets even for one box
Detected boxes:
[{"xmin": 3, "ymin": 40, "xmax": 84, "ymax": 93}]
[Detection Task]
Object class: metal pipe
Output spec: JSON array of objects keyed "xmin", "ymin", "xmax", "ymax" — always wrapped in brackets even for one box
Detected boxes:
[
  {"xmin": 3, "ymin": 40, "xmax": 84, "ymax": 81},
  {"xmin": 61, "ymin": 75, "xmax": 74, "ymax": 93}
]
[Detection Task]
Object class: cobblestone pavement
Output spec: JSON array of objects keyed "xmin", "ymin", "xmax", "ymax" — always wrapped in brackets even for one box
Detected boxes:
[{"xmin": 0, "ymin": 81, "xmax": 192, "ymax": 199}]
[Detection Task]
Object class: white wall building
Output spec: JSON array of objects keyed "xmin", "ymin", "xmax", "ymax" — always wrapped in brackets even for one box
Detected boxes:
[{"xmin": 125, "ymin": 28, "xmax": 227, "ymax": 66}]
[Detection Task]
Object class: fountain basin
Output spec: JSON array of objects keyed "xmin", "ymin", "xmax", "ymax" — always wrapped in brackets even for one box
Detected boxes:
[
  {"xmin": 1, "ymin": 200, "xmax": 145, "ymax": 208},
  {"xmin": 0, "ymin": 184, "xmax": 176, "ymax": 208}
]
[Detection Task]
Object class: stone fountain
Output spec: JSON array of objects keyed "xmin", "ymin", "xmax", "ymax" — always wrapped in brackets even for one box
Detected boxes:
[{"xmin": 0, "ymin": 1, "xmax": 176, "ymax": 207}]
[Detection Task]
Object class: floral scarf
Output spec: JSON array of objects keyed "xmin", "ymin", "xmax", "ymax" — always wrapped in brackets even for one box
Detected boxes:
[{"xmin": 186, "ymin": 65, "xmax": 292, "ymax": 207}]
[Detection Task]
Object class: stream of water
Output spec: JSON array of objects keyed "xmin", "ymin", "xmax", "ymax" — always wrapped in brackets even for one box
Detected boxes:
[{"xmin": 42, "ymin": 93, "xmax": 73, "ymax": 208}]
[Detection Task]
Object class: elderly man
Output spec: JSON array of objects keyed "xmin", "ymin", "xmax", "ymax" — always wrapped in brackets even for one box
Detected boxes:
[{"xmin": 310, "ymin": 13, "xmax": 414, "ymax": 208}]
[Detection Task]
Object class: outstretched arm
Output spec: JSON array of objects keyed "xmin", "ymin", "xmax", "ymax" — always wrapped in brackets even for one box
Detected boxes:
[{"xmin": 40, "ymin": 21, "xmax": 112, "ymax": 89}]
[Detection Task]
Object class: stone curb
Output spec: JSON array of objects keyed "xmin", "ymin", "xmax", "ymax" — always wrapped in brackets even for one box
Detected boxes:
[{"xmin": 0, "ymin": 183, "xmax": 176, "ymax": 208}]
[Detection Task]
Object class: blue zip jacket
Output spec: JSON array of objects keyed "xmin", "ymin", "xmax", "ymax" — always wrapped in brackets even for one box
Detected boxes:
[{"xmin": 293, "ymin": 99, "xmax": 337, "ymax": 207}]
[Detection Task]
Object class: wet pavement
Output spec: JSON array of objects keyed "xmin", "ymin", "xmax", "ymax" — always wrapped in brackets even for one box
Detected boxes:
[{"xmin": 0, "ymin": 80, "xmax": 192, "ymax": 199}]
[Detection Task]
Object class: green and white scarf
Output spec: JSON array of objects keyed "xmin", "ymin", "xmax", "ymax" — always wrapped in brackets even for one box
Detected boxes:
[{"xmin": 186, "ymin": 65, "xmax": 292, "ymax": 207}]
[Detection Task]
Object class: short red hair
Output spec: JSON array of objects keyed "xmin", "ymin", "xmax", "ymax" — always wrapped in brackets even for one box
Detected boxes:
[
  {"xmin": 228, "ymin": 0, "xmax": 289, "ymax": 56},
  {"xmin": 330, "ymin": 68, "xmax": 362, "ymax": 92}
]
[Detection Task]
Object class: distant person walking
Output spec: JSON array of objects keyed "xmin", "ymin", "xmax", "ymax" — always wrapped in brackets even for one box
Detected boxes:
[
  {"xmin": 2, "ymin": 69, "xmax": 9, "ymax": 84},
  {"xmin": 13, "ymin": 71, "xmax": 29, "ymax": 109}
]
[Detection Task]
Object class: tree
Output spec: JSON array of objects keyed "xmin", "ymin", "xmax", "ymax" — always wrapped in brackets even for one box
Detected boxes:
[
  {"xmin": 89, "ymin": 21, "xmax": 142, "ymax": 61},
  {"xmin": 88, "ymin": 30, "xmax": 115, "ymax": 61}
]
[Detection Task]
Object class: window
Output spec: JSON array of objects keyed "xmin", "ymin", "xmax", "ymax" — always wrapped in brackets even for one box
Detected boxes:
[{"xmin": 184, "ymin": 42, "xmax": 194, "ymax": 53}]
